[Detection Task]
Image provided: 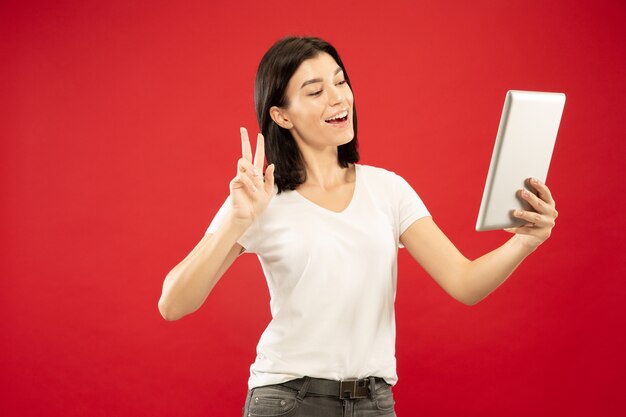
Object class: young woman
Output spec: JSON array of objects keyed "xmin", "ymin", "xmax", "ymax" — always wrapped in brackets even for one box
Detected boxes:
[{"xmin": 158, "ymin": 36, "xmax": 558, "ymax": 417}]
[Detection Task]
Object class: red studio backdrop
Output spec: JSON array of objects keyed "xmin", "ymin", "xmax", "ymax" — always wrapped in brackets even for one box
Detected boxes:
[{"xmin": 2, "ymin": 0, "xmax": 625, "ymax": 416}]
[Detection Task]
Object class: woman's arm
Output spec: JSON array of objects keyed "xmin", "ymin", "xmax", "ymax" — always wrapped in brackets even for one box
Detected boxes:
[
  {"xmin": 158, "ymin": 128, "xmax": 275, "ymax": 320},
  {"xmin": 158, "ymin": 219, "xmax": 249, "ymax": 321},
  {"xmin": 400, "ymin": 178, "xmax": 558, "ymax": 306}
]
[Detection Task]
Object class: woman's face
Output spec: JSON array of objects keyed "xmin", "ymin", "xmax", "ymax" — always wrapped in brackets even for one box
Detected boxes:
[{"xmin": 272, "ymin": 52, "xmax": 354, "ymax": 151}]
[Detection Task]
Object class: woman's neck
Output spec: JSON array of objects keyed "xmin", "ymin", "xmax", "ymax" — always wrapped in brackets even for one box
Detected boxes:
[{"xmin": 299, "ymin": 148, "xmax": 353, "ymax": 190}]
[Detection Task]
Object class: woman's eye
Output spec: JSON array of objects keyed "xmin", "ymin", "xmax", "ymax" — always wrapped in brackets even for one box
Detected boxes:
[
  {"xmin": 337, "ymin": 80, "xmax": 347, "ymax": 85},
  {"xmin": 308, "ymin": 90, "xmax": 322, "ymax": 97}
]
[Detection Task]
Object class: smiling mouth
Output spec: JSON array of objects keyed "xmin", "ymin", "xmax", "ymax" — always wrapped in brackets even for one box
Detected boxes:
[{"xmin": 325, "ymin": 110, "xmax": 349, "ymax": 124}]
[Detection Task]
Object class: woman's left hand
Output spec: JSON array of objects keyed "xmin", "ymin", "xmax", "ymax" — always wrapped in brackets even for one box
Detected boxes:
[{"xmin": 504, "ymin": 178, "xmax": 559, "ymax": 250}]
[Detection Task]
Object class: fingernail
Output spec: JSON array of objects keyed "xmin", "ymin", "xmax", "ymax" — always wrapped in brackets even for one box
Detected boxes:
[
  {"xmin": 253, "ymin": 167, "xmax": 259, "ymax": 176},
  {"xmin": 531, "ymin": 178, "xmax": 539, "ymax": 184},
  {"xmin": 522, "ymin": 190, "xmax": 529, "ymax": 197}
]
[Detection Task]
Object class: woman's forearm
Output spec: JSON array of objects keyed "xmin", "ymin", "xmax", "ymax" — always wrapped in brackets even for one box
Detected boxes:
[
  {"xmin": 158, "ymin": 216, "xmax": 251, "ymax": 320},
  {"xmin": 460, "ymin": 235, "xmax": 537, "ymax": 305}
]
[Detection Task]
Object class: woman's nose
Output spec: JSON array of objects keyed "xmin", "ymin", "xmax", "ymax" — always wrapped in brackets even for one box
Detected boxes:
[{"xmin": 327, "ymin": 84, "xmax": 344, "ymax": 104}]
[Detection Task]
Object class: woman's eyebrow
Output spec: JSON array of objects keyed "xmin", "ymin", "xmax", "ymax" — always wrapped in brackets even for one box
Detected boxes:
[{"xmin": 300, "ymin": 67, "xmax": 344, "ymax": 89}]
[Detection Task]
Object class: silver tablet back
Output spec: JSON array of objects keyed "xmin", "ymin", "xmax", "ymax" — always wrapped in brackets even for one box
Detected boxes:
[{"xmin": 476, "ymin": 90, "xmax": 565, "ymax": 231}]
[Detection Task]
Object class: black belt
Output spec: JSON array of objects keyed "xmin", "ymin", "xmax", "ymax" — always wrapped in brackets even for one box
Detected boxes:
[{"xmin": 282, "ymin": 377, "xmax": 387, "ymax": 399}]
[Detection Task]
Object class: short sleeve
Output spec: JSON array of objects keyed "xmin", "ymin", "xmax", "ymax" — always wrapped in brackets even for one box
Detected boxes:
[
  {"xmin": 205, "ymin": 196, "xmax": 259, "ymax": 253},
  {"xmin": 394, "ymin": 174, "xmax": 431, "ymax": 248}
]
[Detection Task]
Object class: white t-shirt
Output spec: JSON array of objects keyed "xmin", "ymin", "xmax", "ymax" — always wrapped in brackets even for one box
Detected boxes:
[{"xmin": 206, "ymin": 164, "xmax": 430, "ymax": 389}]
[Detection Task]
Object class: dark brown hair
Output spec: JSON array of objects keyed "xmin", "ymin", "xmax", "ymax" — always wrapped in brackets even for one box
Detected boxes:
[{"xmin": 254, "ymin": 36, "xmax": 359, "ymax": 193}]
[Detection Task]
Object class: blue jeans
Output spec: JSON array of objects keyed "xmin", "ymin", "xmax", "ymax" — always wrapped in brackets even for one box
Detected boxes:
[{"xmin": 242, "ymin": 377, "xmax": 397, "ymax": 417}]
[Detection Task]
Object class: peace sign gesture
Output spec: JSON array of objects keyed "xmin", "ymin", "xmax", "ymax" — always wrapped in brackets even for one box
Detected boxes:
[{"xmin": 228, "ymin": 127, "xmax": 275, "ymax": 226}]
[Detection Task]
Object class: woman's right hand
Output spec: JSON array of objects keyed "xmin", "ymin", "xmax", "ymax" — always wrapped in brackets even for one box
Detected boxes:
[{"xmin": 228, "ymin": 127, "xmax": 275, "ymax": 226}]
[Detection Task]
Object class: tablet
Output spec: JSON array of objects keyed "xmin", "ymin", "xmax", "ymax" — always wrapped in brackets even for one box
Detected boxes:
[{"xmin": 476, "ymin": 90, "xmax": 566, "ymax": 231}]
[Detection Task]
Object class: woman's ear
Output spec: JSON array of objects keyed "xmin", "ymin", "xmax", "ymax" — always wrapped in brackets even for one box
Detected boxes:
[{"xmin": 270, "ymin": 106, "xmax": 293, "ymax": 129}]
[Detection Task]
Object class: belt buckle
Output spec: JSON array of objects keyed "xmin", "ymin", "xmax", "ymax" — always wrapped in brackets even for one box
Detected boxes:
[{"xmin": 339, "ymin": 379, "xmax": 369, "ymax": 399}]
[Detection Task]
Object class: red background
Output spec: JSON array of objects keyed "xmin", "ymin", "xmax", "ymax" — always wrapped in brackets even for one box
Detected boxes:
[{"xmin": 2, "ymin": 0, "xmax": 625, "ymax": 416}]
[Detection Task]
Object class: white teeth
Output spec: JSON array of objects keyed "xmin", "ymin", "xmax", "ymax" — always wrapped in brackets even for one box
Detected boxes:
[{"xmin": 326, "ymin": 110, "xmax": 348, "ymax": 121}]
